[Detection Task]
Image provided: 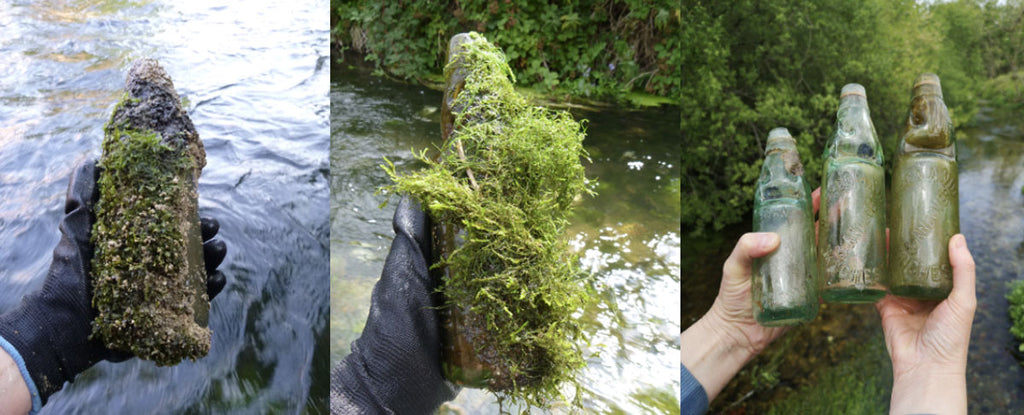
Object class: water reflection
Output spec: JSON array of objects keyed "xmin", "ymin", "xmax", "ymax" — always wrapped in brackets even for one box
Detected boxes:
[
  {"xmin": 331, "ymin": 62, "xmax": 680, "ymax": 413},
  {"xmin": 0, "ymin": 0, "xmax": 329, "ymax": 412}
]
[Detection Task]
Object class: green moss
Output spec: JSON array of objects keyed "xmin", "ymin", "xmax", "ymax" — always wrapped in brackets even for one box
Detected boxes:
[
  {"xmin": 766, "ymin": 334, "xmax": 891, "ymax": 414},
  {"xmin": 1007, "ymin": 279, "xmax": 1024, "ymax": 352},
  {"xmin": 382, "ymin": 33, "xmax": 593, "ymax": 408},
  {"xmin": 91, "ymin": 120, "xmax": 207, "ymax": 365}
]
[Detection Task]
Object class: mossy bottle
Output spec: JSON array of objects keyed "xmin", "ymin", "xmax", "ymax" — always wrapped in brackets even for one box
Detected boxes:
[
  {"xmin": 890, "ymin": 73, "xmax": 959, "ymax": 300},
  {"xmin": 818, "ymin": 84, "xmax": 887, "ymax": 303},
  {"xmin": 752, "ymin": 128, "xmax": 818, "ymax": 326}
]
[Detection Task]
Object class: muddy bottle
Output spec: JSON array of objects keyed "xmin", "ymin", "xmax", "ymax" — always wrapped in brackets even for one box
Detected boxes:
[
  {"xmin": 890, "ymin": 73, "xmax": 959, "ymax": 300},
  {"xmin": 752, "ymin": 127, "xmax": 819, "ymax": 326},
  {"xmin": 818, "ymin": 84, "xmax": 887, "ymax": 303}
]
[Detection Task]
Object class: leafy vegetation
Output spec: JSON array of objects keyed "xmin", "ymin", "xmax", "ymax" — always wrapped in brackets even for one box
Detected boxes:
[
  {"xmin": 331, "ymin": 0, "xmax": 679, "ymax": 103},
  {"xmin": 1008, "ymin": 279, "xmax": 1024, "ymax": 352},
  {"xmin": 381, "ymin": 33, "xmax": 593, "ymax": 408},
  {"xmin": 683, "ymin": 0, "xmax": 1024, "ymax": 235},
  {"xmin": 765, "ymin": 333, "xmax": 892, "ymax": 414}
]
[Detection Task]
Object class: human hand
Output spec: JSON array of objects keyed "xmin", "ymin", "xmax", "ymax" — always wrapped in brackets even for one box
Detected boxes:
[
  {"xmin": 0, "ymin": 159, "xmax": 229, "ymax": 408},
  {"xmin": 680, "ymin": 188, "xmax": 821, "ymax": 403},
  {"xmin": 877, "ymin": 234, "xmax": 975, "ymax": 414},
  {"xmin": 331, "ymin": 197, "xmax": 459, "ymax": 414}
]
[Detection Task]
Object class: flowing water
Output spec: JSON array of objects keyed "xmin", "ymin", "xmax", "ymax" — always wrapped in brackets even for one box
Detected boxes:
[
  {"xmin": 683, "ymin": 105, "xmax": 1024, "ymax": 413},
  {"xmin": 331, "ymin": 62, "xmax": 680, "ymax": 413},
  {"xmin": 0, "ymin": 0, "xmax": 330, "ymax": 412}
]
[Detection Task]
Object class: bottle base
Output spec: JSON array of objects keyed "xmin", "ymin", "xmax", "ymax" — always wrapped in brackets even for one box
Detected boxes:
[
  {"xmin": 889, "ymin": 285, "xmax": 951, "ymax": 300},
  {"xmin": 756, "ymin": 304, "xmax": 818, "ymax": 326},
  {"xmin": 822, "ymin": 287, "xmax": 886, "ymax": 304}
]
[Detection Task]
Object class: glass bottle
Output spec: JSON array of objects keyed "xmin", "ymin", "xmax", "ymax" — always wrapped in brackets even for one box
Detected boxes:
[
  {"xmin": 752, "ymin": 127, "xmax": 819, "ymax": 326},
  {"xmin": 890, "ymin": 73, "xmax": 959, "ymax": 300},
  {"xmin": 818, "ymin": 84, "xmax": 887, "ymax": 303}
]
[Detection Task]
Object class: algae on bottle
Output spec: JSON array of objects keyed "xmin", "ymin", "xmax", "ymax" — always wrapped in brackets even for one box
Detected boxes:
[
  {"xmin": 889, "ymin": 73, "xmax": 959, "ymax": 300},
  {"xmin": 91, "ymin": 59, "xmax": 210, "ymax": 365},
  {"xmin": 752, "ymin": 127, "xmax": 818, "ymax": 326},
  {"xmin": 818, "ymin": 84, "xmax": 887, "ymax": 303},
  {"xmin": 383, "ymin": 32, "xmax": 592, "ymax": 406}
]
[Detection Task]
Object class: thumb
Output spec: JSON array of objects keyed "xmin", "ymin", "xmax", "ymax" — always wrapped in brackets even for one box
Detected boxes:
[
  {"xmin": 947, "ymin": 234, "xmax": 977, "ymax": 319},
  {"xmin": 722, "ymin": 232, "xmax": 781, "ymax": 285}
]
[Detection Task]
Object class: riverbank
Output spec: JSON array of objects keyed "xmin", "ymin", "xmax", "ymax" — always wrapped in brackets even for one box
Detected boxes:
[{"xmin": 331, "ymin": 0, "xmax": 679, "ymax": 108}]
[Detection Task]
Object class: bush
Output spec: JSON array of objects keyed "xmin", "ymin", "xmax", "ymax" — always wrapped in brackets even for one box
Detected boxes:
[
  {"xmin": 1008, "ymin": 279, "xmax": 1024, "ymax": 351},
  {"xmin": 331, "ymin": 0, "xmax": 679, "ymax": 102},
  {"xmin": 682, "ymin": 0, "xmax": 984, "ymax": 235}
]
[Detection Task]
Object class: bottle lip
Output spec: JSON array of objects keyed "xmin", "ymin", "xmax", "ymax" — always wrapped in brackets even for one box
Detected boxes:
[
  {"xmin": 767, "ymin": 127, "xmax": 795, "ymax": 141},
  {"xmin": 913, "ymin": 73, "xmax": 941, "ymax": 88},
  {"xmin": 765, "ymin": 127, "xmax": 797, "ymax": 153},
  {"xmin": 912, "ymin": 73, "xmax": 943, "ymax": 98},
  {"xmin": 840, "ymin": 83, "xmax": 866, "ymax": 99}
]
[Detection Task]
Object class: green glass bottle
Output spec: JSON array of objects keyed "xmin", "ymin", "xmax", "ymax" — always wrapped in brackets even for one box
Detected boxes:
[
  {"xmin": 752, "ymin": 127, "xmax": 819, "ymax": 326},
  {"xmin": 818, "ymin": 84, "xmax": 887, "ymax": 303},
  {"xmin": 890, "ymin": 73, "xmax": 959, "ymax": 300}
]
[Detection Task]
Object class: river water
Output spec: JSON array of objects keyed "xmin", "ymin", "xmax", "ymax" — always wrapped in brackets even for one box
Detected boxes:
[
  {"xmin": 331, "ymin": 62, "xmax": 681, "ymax": 413},
  {"xmin": 0, "ymin": 0, "xmax": 330, "ymax": 413},
  {"xmin": 684, "ymin": 105, "xmax": 1024, "ymax": 413}
]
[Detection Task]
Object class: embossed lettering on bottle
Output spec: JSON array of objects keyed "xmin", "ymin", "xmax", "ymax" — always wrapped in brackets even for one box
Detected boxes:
[
  {"xmin": 752, "ymin": 127, "xmax": 819, "ymax": 326},
  {"xmin": 889, "ymin": 73, "xmax": 959, "ymax": 300},
  {"xmin": 818, "ymin": 84, "xmax": 887, "ymax": 303}
]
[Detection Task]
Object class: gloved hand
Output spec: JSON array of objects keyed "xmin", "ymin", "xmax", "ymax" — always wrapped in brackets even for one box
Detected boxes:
[
  {"xmin": 331, "ymin": 198, "xmax": 460, "ymax": 413},
  {"xmin": 0, "ymin": 159, "xmax": 228, "ymax": 407}
]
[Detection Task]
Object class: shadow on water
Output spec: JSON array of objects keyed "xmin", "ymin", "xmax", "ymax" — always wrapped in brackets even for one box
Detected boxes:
[
  {"xmin": 0, "ymin": 0, "xmax": 329, "ymax": 412},
  {"xmin": 330, "ymin": 60, "xmax": 680, "ymax": 413},
  {"xmin": 685, "ymin": 105, "xmax": 1024, "ymax": 413}
]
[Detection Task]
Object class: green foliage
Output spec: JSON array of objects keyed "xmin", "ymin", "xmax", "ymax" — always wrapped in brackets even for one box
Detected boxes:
[
  {"xmin": 765, "ymin": 334, "xmax": 891, "ymax": 414},
  {"xmin": 332, "ymin": 0, "xmax": 679, "ymax": 102},
  {"xmin": 1008, "ymin": 279, "xmax": 1024, "ymax": 351},
  {"xmin": 681, "ymin": 0, "xmax": 1008, "ymax": 235},
  {"xmin": 980, "ymin": 70, "xmax": 1024, "ymax": 108},
  {"xmin": 381, "ymin": 33, "xmax": 593, "ymax": 408}
]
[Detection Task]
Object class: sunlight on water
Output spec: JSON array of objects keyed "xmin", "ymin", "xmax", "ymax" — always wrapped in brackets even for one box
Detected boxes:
[{"xmin": 0, "ymin": 0, "xmax": 329, "ymax": 412}]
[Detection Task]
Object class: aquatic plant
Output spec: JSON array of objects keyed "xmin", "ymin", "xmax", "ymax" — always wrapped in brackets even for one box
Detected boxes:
[
  {"xmin": 1007, "ymin": 279, "xmax": 1024, "ymax": 352},
  {"xmin": 382, "ymin": 32, "xmax": 593, "ymax": 408}
]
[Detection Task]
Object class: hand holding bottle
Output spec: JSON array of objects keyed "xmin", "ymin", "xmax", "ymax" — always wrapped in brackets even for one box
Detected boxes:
[
  {"xmin": 876, "ymin": 234, "xmax": 975, "ymax": 414},
  {"xmin": 680, "ymin": 188, "xmax": 822, "ymax": 403}
]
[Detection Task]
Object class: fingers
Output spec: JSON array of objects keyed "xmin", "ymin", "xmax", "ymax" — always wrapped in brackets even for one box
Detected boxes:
[
  {"xmin": 201, "ymin": 217, "xmax": 220, "ymax": 241},
  {"xmin": 206, "ymin": 270, "xmax": 226, "ymax": 299},
  {"xmin": 203, "ymin": 238, "xmax": 227, "ymax": 273},
  {"xmin": 394, "ymin": 197, "xmax": 432, "ymax": 257},
  {"xmin": 948, "ymin": 234, "xmax": 977, "ymax": 315},
  {"xmin": 66, "ymin": 159, "xmax": 99, "ymax": 214},
  {"xmin": 722, "ymin": 232, "xmax": 781, "ymax": 283}
]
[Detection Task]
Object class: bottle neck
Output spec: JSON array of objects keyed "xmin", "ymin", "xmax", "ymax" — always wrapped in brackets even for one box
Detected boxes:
[{"xmin": 830, "ymin": 98, "xmax": 883, "ymax": 164}]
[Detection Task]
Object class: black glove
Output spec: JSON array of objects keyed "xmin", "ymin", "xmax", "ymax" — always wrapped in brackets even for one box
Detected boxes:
[
  {"xmin": 331, "ymin": 198, "xmax": 460, "ymax": 413},
  {"xmin": 0, "ymin": 159, "xmax": 228, "ymax": 406}
]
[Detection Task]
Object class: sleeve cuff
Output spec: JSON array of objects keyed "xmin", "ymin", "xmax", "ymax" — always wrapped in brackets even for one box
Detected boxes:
[
  {"xmin": 0, "ymin": 335, "xmax": 43, "ymax": 414},
  {"xmin": 681, "ymin": 363, "xmax": 709, "ymax": 415}
]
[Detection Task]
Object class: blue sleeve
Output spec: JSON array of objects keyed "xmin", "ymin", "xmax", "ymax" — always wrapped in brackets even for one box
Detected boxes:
[
  {"xmin": 681, "ymin": 363, "xmax": 709, "ymax": 415},
  {"xmin": 0, "ymin": 335, "xmax": 42, "ymax": 414}
]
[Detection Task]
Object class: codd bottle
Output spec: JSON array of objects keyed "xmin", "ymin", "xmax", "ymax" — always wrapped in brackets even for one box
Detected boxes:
[
  {"xmin": 890, "ymin": 73, "xmax": 959, "ymax": 300},
  {"xmin": 752, "ymin": 127, "xmax": 818, "ymax": 326},
  {"xmin": 818, "ymin": 84, "xmax": 887, "ymax": 303}
]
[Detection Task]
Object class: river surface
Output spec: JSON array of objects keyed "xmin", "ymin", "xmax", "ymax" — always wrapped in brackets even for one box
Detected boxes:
[
  {"xmin": 0, "ymin": 1, "xmax": 330, "ymax": 413},
  {"xmin": 331, "ymin": 62, "xmax": 680, "ymax": 413},
  {"xmin": 683, "ymin": 106, "xmax": 1024, "ymax": 413}
]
